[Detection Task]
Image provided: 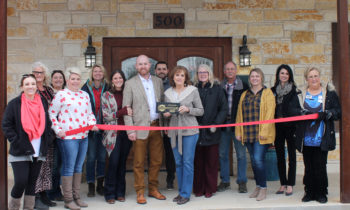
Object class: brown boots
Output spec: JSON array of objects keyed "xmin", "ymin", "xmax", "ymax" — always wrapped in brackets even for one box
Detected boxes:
[
  {"xmin": 62, "ymin": 176, "xmax": 80, "ymax": 210},
  {"xmin": 73, "ymin": 173, "xmax": 88, "ymax": 207},
  {"xmin": 8, "ymin": 196, "xmax": 21, "ymax": 210}
]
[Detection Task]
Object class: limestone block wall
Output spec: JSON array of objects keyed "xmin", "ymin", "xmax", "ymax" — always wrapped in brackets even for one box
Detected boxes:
[{"xmin": 7, "ymin": 0, "xmax": 346, "ymax": 161}]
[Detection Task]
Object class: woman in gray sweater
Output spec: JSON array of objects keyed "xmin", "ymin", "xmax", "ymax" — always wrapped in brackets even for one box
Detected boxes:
[{"xmin": 163, "ymin": 66, "xmax": 204, "ymax": 205}]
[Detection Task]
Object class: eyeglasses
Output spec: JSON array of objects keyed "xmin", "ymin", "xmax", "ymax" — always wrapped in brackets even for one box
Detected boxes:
[
  {"xmin": 198, "ymin": 71, "xmax": 209, "ymax": 75},
  {"xmin": 32, "ymin": 71, "xmax": 44, "ymax": 75}
]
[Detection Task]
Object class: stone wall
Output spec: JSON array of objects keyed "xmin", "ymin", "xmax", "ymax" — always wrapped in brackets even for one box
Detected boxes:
[{"xmin": 7, "ymin": 0, "xmax": 346, "ymax": 162}]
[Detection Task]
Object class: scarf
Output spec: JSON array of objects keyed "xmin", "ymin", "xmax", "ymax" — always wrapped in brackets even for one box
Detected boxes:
[
  {"xmin": 276, "ymin": 82, "xmax": 292, "ymax": 104},
  {"xmin": 21, "ymin": 93, "xmax": 46, "ymax": 141}
]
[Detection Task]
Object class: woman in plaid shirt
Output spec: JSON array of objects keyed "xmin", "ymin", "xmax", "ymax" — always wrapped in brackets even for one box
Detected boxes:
[{"xmin": 235, "ymin": 68, "xmax": 276, "ymax": 201}]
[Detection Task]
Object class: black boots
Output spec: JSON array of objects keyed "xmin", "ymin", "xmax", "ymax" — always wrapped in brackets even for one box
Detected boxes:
[{"xmin": 96, "ymin": 177, "xmax": 104, "ymax": 196}]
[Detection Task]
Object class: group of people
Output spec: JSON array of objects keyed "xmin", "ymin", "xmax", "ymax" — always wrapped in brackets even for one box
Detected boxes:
[{"xmin": 2, "ymin": 54, "xmax": 341, "ymax": 210}]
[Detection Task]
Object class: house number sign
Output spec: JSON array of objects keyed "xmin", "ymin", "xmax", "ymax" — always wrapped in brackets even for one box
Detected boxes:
[{"xmin": 153, "ymin": 13, "xmax": 185, "ymax": 29}]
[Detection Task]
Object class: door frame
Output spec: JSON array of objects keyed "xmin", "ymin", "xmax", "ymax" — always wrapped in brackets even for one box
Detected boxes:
[{"xmin": 102, "ymin": 37, "xmax": 232, "ymax": 80}]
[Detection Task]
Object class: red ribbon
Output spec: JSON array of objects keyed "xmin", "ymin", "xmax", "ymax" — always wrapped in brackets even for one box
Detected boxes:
[{"xmin": 65, "ymin": 114, "xmax": 318, "ymax": 136}]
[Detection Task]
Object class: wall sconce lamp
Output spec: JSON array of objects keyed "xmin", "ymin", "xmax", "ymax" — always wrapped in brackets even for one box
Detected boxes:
[
  {"xmin": 84, "ymin": 35, "xmax": 96, "ymax": 68},
  {"xmin": 239, "ymin": 35, "xmax": 251, "ymax": 67}
]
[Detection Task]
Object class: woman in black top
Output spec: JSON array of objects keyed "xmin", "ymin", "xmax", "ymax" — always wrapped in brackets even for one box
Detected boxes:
[
  {"xmin": 2, "ymin": 74, "xmax": 53, "ymax": 210},
  {"xmin": 271, "ymin": 64, "xmax": 301, "ymax": 196},
  {"xmin": 193, "ymin": 64, "xmax": 228, "ymax": 198}
]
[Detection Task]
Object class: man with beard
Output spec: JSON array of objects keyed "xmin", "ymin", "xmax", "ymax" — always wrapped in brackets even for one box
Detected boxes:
[
  {"xmin": 154, "ymin": 61, "xmax": 175, "ymax": 190},
  {"xmin": 123, "ymin": 55, "xmax": 166, "ymax": 204}
]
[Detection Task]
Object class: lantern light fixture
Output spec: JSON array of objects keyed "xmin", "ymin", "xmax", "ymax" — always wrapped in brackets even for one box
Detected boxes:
[
  {"xmin": 84, "ymin": 35, "xmax": 96, "ymax": 68},
  {"xmin": 239, "ymin": 35, "xmax": 251, "ymax": 67}
]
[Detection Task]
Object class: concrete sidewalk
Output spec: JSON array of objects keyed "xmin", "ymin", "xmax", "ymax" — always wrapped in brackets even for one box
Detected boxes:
[{"xmin": 7, "ymin": 162, "xmax": 350, "ymax": 210}]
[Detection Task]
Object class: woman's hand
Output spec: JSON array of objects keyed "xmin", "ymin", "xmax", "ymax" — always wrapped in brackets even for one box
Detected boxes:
[
  {"xmin": 91, "ymin": 125, "xmax": 99, "ymax": 131},
  {"xmin": 236, "ymin": 136, "xmax": 242, "ymax": 141},
  {"xmin": 127, "ymin": 106, "xmax": 133, "ymax": 116},
  {"xmin": 58, "ymin": 130, "xmax": 66, "ymax": 138},
  {"xmin": 128, "ymin": 132, "xmax": 137, "ymax": 141},
  {"xmin": 163, "ymin": 112, "xmax": 171, "ymax": 118},
  {"xmin": 179, "ymin": 105, "xmax": 189, "ymax": 114},
  {"xmin": 259, "ymin": 136, "xmax": 267, "ymax": 140}
]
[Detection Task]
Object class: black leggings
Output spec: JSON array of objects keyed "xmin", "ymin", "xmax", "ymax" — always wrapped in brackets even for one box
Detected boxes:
[{"xmin": 11, "ymin": 159, "xmax": 42, "ymax": 198}]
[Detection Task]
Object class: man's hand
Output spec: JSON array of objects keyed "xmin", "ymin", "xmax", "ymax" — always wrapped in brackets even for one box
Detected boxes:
[
  {"xmin": 128, "ymin": 132, "xmax": 137, "ymax": 141},
  {"xmin": 236, "ymin": 136, "xmax": 242, "ymax": 141},
  {"xmin": 91, "ymin": 125, "xmax": 99, "ymax": 131}
]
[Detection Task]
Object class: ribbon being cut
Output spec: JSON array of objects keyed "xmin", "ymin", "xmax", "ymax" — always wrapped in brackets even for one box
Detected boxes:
[{"xmin": 65, "ymin": 113, "xmax": 318, "ymax": 136}]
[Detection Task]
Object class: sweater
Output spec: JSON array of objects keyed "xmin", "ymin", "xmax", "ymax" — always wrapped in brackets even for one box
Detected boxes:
[
  {"xmin": 49, "ymin": 88, "xmax": 96, "ymax": 140},
  {"xmin": 235, "ymin": 88, "xmax": 276, "ymax": 145}
]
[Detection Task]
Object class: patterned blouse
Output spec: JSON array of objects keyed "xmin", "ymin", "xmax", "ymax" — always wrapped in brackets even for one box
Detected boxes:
[
  {"xmin": 242, "ymin": 88, "xmax": 263, "ymax": 143},
  {"xmin": 49, "ymin": 88, "xmax": 96, "ymax": 140}
]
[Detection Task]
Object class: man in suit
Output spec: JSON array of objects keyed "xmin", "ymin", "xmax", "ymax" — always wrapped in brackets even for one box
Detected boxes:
[{"xmin": 123, "ymin": 55, "xmax": 166, "ymax": 204}]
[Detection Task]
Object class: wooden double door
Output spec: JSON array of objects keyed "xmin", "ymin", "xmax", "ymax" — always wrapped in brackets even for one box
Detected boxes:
[
  {"xmin": 102, "ymin": 37, "xmax": 232, "ymax": 170},
  {"xmin": 103, "ymin": 37, "xmax": 232, "ymax": 80}
]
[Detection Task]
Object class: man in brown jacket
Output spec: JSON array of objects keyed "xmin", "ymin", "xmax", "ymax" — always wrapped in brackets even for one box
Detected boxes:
[{"xmin": 123, "ymin": 55, "xmax": 166, "ymax": 204}]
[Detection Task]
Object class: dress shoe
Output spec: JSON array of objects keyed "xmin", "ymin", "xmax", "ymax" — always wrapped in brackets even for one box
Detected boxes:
[
  {"xmin": 205, "ymin": 193, "xmax": 212, "ymax": 198},
  {"xmin": 116, "ymin": 197, "xmax": 125, "ymax": 202},
  {"xmin": 276, "ymin": 186, "xmax": 286, "ymax": 194},
  {"xmin": 316, "ymin": 195, "xmax": 328, "ymax": 203},
  {"xmin": 302, "ymin": 193, "xmax": 314, "ymax": 202},
  {"xmin": 148, "ymin": 190, "xmax": 166, "ymax": 200},
  {"xmin": 177, "ymin": 196, "xmax": 190, "ymax": 205},
  {"xmin": 173, "ymin": 195, "xmax": 181, "ymax": 202},
  {"xmin": 136, "ymin": 192, "xmax": 147, "ymax": 204},
  {"xmin": 106, "ymin": 199, "xmax": 115, "ymax": 204},
  {"xmin": 40, "ymin": 192, "xmax": 57, "ymax": 207},
  {"xmin": 285, "ymin": 186, "xmax": 293, "ymax": 196}
]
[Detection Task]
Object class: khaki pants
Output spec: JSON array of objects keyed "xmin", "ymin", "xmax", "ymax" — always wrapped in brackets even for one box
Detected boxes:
[{"xmin": 133, "ymin": 123, "xmax": 163, "ymax": 193}]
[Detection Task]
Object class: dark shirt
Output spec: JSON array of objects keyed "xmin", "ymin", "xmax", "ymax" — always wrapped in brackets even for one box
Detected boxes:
[
  {"xmin": 113, "ymin": 90, "xmax": 127, "ymax": 126},
  {"xmin": 242, "ymin": 88, "xmax": 263, "ymax": 143}
]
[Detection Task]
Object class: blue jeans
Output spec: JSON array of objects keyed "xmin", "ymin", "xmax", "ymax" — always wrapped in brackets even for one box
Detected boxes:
[
  {"xmin": 172, "ymin": 134, "xmax": 199, "ymax": 199},
  {"xmin": 219, "ymin": 130, "xmax": 247, "ymax": 184},
  {"xmin": 57, "ymin": 138, "xmax": 88, "ymax": 176},
  {"xmin": 86, "ymin": 132, "xmax": 106, "ymax": 183},
  {"xmin": 245, "ymin": 141, "xmax": 269, "ymax": 188}
]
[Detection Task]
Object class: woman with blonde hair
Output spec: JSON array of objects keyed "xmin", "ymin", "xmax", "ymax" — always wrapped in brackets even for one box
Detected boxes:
[
  {"xmin": 235, "ymin": 68, "xmax": 276, "ymax": 201},
  {"xmin": 295, "ymin": 67, "xmax": 341, "ymax": 203},
  {"xmin": 81, "ymin": 64, "xmax": 109, "ymax": 197},
  {"xmin": 192, "ymin": 64, "xmax": 228, "ymax": 198},
  {"xmin": 31, "ymin": 61, "xmax": 57, "ymax": 208},
  {"xmin": 49, "ymin": 67, "xmax": 98, "ymax": 209}
]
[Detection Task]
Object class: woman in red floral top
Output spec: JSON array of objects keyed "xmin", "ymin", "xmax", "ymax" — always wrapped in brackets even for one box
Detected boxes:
[
  {"xmin": 49, "ymin": 67, "xmax": 98, "ymax": 210},
  {"xmin": 102, "ymin": 70, "xmax": 132, "ymax": 204}
]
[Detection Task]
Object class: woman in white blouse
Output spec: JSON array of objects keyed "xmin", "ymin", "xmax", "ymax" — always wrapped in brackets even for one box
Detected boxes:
[{"xmin": 49, "ymin": 67, "xmax": 98, "ymax": 210}]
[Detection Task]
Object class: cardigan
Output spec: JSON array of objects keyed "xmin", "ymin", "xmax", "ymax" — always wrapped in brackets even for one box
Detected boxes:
[
  {"xmin": 2, "ymin": 94, "xmax": 54, "ymax": 157},
  {"xmin": 164, "ymin": 85, "xmax": 204, "ymax": 154},
  {"xmin": 49, "ymin": 88, "xmax": 96, "ymax": 140},
  {"xmin": 235, "ymin": 88, "xmax": 276, "ymax": 145}
]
